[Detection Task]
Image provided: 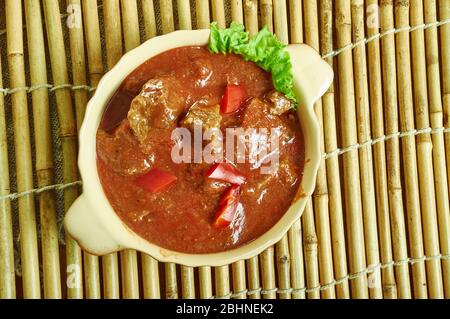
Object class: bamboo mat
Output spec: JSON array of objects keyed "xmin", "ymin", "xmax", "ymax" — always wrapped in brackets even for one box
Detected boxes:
[{"xmin": 0, "ymin": 0, "xmax": 449, "ymax": 299}]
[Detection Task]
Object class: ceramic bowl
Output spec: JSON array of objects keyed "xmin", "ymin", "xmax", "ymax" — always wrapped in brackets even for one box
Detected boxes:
[{"xmin": 64, "ymin": 29, "xmax": 333, "ymax": 267}]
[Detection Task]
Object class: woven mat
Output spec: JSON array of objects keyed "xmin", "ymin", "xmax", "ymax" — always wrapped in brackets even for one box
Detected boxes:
[{"xmin": 0, "ymin": 0, "xmax": 450, "ymax": 299}]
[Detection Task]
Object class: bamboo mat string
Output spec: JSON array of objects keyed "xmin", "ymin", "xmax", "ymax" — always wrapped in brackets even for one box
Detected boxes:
[{"xmin": 24, "ymin": 0, "xmax": 62, "ymax": 299}]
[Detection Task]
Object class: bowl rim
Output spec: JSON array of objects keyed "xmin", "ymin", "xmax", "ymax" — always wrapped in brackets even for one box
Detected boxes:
[{"xmin": 67, "ymin": 29, "xmax": 327, "ymax": 267}]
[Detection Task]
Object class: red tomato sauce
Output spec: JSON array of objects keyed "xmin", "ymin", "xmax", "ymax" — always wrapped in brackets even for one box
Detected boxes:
[{"xmin": 97, "ymin": 46, "xmax": 305, "ymax": 253}]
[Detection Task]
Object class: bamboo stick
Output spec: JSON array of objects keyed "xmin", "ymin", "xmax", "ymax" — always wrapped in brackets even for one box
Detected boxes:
[
  {"xmin": 104, "ymin": 0, "xmax": 123, "ymax": 68},
  {"xmin": 177, "ymin": 0, "xmax": 192, "ymax": 30},
  {"xmin": 142, "ymin": 0, "xmax": 157, "ymax": 39},
  {"xmin": 120, "ymin": 250, "xmax": 139, "ymax": 298},
  {"xmin": 276, "ymin": 236, "xmax": 291, "ymax": 299},
  {"xmin": 121, "ymin": 0, "xmax": 141, "ymax": 52},
  {"xmin": 230, "ymin": 0, "xmax": 244, "ymax": 23},
  {"xmin": 181, "ymin": 266, "xmax": 195, "ymax": 299},
  {"xmin": 215, "ymin": 265, "xmax": 231, "ymax": 299},
  {"xmin": 260, "ymin": 247, "xmax": 276, "ymax": 299},
  {"xmin": 24, "ymin": 0, "xmax": 61, "ymax": 299},
  {"xmin": 102, "ymin": 0, "xmax": 123, "ymax": 300},
  {"xmin": 165, "ymin": 263, "xmax": 178, "ymax": 299},
  {"xmin": 350, "ymin": 0, "xmax": 382, "ymax": 299},
  {"xmin": 195, "ymin": 0, "xmax": 210, "ymax": 29},
  {"xmin": 270, "ymin": 0, "xmax": 293, "ymax": 300},
  {"xmin": 66, "ymin": 0, "xmax": 89, "ymax": 132},
  {"xmin": 246, "ymin": 257, "xmax": 261, "ymax": 299},
  {"xmin": 142, "ymin": 254, "xmax": 160, "ymax": 298},
  {"xmin": 160, "ymin": 0, "xmax": 175, "ymax": 33},
  {"xmin": 0, "ymin": 35, "xmax": 16, "ymax": 300},
  {"xmin": 260, "ymin": 0, "xmax": 273, "ymax": 32},
  {"xmin": 199, "ymin": 266, "xmax": 213, "ymax": 298},
  {"xmin": 243, "ymin": 0, "xmax": 258, "ymax": 36},
  {"xmin": 43, "ymin": 0, "xmax": 83, "ymax": 299},
  {"xmin": 335, "ymin": 0, "xmax": 368, "ymax": 298},
  {"xmin": 379, "ymin": 1, "xmax": 415, "ymax": 299},
  {"xmin": 274, "ymin": 0, "xmax": 289, "ymax": 43},
  {"xmin": 78, "ymin": 0, "xmax": 108, "ymax": 299},
  {"xmin": 365, "ymin": 0, "xmax": 397, "ymax": 299},
  {"xmin": 287, "ymin": 0, "xmax": 306, "ymax": 300},
  {"xmin": 288, "ymin": 220, "xmax": 305, "ymax": 299},
  {"xmin": 319, "ymin": 0, "xmax": 350, "ymax": 299},
  {"xmin": 212, "ymin": 0, "xmax": 226, "ymax": 28},
  {"xmin": 120, "ymin": 0, "xmax": 143, "ymax": 299},
  {"xmin": 408, "ymin": 0, "xmax": 444, "ymax": 299},
  {"xmin": 82, "ymin": 0, "xmax": 104, "ymax": 90},
  {"xmin": 395, "ymin": 0, "xmax": 443, "ymax": 298},
  {"xmin": 428, "ymin": 0, "xmax": 450, "ymax": 299},
  {"xmin": 440, "ymin": 0, "xmax": 450, "ymax": 197},
  {"xmin": 231, "ymin": 260, "xmax": 246, "ymax": 299},
  {"xmin": 302, "ymin": 200, "xmax": 320, "ymax": 299},
  {"xmin": 289, "ymin": 0, "xmax": 302, "ymax": 44},
  {"xmin": 68, "ymin": 0, "xmax": 88, "ymax": 132},
  {"xmin": 6, "ymin": 0, "xmax": 41, "ymax": 299},
  {"xmin": 304, "ymin": 0, "xmax": 335, "ymax": 299}
]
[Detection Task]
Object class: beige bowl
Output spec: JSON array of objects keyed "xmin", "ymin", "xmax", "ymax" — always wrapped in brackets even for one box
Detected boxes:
[{"xmin": 64, "ymin": 29, "xmax": 333, "ymax": 267}]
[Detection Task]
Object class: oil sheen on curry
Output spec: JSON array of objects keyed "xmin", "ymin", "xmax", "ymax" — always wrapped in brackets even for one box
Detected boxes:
[{"xmin": 97, "ymin": 46, "xmax": 305, "ymax": 254}]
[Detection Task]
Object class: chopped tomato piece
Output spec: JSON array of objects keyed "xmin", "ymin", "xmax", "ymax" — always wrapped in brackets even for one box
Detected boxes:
[
  {"xmin": 213, "ymin": 185, "xmax": 241, "ymax": 228},
  {"xmin": 135, "ymin": 168, "xmax": 177, "ymax": 193},
  {"xmin": 220, "ymin": 84, "xmax": 248, "ymax": 114},
  {"xmin": 206, "ymin": 162, "xmax": 246, "ymax": 185}
]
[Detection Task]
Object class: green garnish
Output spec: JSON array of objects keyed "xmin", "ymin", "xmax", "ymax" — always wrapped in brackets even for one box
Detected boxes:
[{"xmin": 209, "ymin": 22, "xmax": 296, "ymax": 105}]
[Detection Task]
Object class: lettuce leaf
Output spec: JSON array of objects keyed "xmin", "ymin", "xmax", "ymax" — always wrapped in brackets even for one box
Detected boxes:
[{"xmin": 209, "ymin": 22, "xmax": 297, "ymax": 105}]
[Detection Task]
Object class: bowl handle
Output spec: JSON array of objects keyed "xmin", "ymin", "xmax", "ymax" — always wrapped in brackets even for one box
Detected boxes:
[
  {"xmin": 286, "ymin": 44, "xmax": 334, "ymax": 108},
  {"xmin": 64, "ymin": 194, "xmax": 119, "ymax": 256}
]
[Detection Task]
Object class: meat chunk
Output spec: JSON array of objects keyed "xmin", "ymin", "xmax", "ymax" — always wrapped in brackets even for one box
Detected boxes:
[
  {"xmin": 264, "ymin": 90, "xmax": 293, "ymax": 115},
  {"xmin": 241, "ymin": 97, "xmax": 292, "ymax": 142},
  {"xmin": 181, "ymin": 102, "xmax": 222, "ymax": 132},
  {"xmin": 127, "ymin": 76, "xmax": 186, "ymax": 147},
  {"xmin": 97, "ymin": 121, "xmax": 153, "ymax": 176}
]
